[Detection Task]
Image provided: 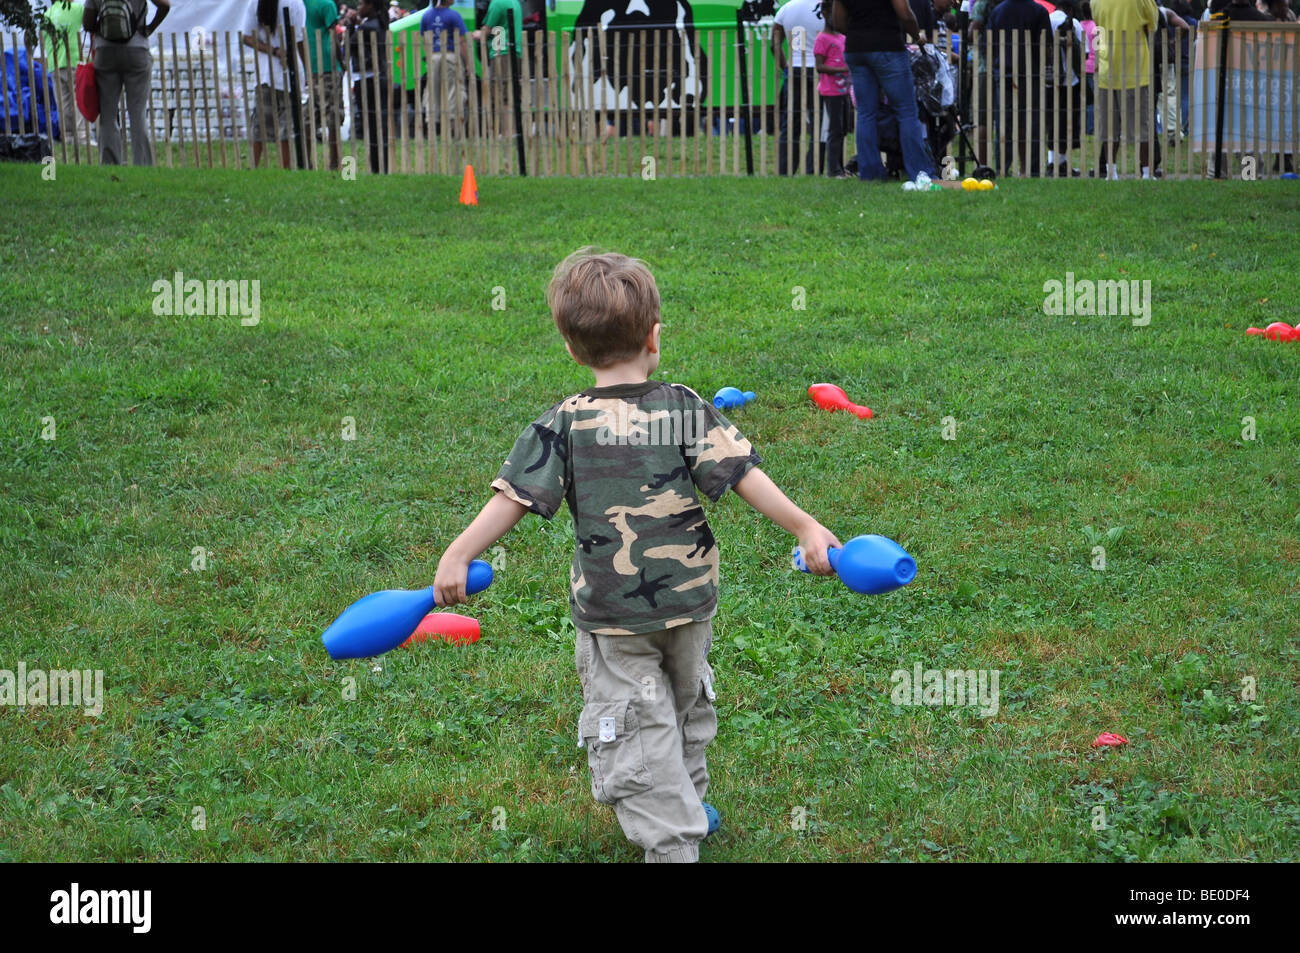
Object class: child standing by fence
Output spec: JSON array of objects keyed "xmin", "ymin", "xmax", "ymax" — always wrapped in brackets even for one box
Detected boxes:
[{"xmin": 815, "ymin": 0, "xmax": 852, "ymax": 178}]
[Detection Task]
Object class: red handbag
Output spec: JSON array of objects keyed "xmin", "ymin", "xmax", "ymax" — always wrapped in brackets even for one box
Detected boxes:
[{"xmin": 75, "ymin": 61, "xmax": 99, "ymax": 122}]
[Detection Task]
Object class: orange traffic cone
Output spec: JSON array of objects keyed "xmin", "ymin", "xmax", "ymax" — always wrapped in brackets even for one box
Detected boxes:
[{"xmin": 459, "ymin": 164, "xmax": 478, "ymax": 206}]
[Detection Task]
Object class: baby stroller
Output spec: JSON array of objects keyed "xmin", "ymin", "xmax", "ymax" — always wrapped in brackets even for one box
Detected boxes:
[{"xmin": 847, "ymin": 45, "xmax": 958, "ymax": 179}]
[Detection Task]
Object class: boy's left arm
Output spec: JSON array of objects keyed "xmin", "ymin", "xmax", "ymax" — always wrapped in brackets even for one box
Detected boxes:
[{"xmin": 732, "ymin": 467, "xmax": 840, "ymax": 575}]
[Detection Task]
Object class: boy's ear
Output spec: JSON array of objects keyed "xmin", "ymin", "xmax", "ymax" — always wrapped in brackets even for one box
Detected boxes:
[
  {"xmin": 646, "ymin": 322, "xmax": 661, "ymax": 355},
  {"xmin": 563, "ymin": 339, "xmax": 584, "ymax": 365}
]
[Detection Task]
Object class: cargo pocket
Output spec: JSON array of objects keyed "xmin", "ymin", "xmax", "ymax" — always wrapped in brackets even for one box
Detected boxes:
[
  {"xmin": 579, "ymin": 699, "xmax": 653, "ymax": 805},
  {"xmin": 682, "ymin": 670, "xmax": 718, "ymax": 759}
]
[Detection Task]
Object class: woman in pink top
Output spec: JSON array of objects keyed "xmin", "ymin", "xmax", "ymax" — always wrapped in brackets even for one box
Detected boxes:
[{"xmin": 814, "ymin": 0, "xmax": 852, "ymax": 177}]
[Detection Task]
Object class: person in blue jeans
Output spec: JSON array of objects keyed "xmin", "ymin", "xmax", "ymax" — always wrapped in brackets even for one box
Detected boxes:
[{"xmin": 836, "ymin": 0, "xmax": 932, "ymax": 183}]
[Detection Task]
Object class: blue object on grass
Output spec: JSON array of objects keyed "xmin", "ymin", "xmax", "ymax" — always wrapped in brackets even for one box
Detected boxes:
[
  {"xmin": 713, "ymin": 387, "xmax": 756, "ymax": 410},
  {"xmin": 321, "ymin": 560, "xmax": 494, "ymax": 660}
]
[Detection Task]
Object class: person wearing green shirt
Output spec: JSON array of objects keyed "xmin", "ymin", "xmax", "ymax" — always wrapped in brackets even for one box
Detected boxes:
[
  {"xmin": 471, "ymin": 0, "xmax": 523, "ymax": 138},
  {"xmin": 477, "ymin": 0, "xmax": 522, "ymax": 59},
  {"xmin": 43, "ymin": 0, "xmax": 86, "ymax": 144},
  {"xmin": 304, "ymin": 0, "xmax": 341, "ymax": 170}
]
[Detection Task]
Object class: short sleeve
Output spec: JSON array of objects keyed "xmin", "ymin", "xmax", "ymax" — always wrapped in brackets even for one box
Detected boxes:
[
  {"xmin": 490, "ymin": 403, "xmax": 571, "ymax": 519},
  {"xmin": 813, "ymin": 31, "xmax": 830, "ymax": 56},
  {"xmin": 681, "ymin": 390, "xmax": 761, "ymax": 502},
  {"xmin": 455, "ymin": 13, "xmax": 468, "ymax": 34},
  {"xmin": 242, "ymin": 1, "xmax": 258, "ymax": 33}
]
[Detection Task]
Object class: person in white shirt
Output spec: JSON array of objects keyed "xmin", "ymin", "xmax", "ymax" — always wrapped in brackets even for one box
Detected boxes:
[
  {"xmin": 242, "ymin": 0, "xmax": 309, "ymax": 168},
  {"xmin": 772, "ymin": 0, "xmax": 827, "ymax": 175}
]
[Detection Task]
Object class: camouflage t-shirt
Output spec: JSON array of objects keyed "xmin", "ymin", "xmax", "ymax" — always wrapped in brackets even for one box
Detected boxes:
[{"xmin": 491, "ymin": 380, "xmax": 761, "ymax": 635}]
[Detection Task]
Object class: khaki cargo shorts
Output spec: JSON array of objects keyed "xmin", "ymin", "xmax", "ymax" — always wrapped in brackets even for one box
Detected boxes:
[{"xmin": 575, "ymin": 618, "xmax": 717, "ymax": 863}]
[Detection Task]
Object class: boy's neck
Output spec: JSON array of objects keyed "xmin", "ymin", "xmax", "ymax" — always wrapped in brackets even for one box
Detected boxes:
[
  {"xmin": 590, "ymin": 368, "xmax": 651, "ymax": 388},
  {"xmin": 589, "ymin": 357, "xmax": 653, "ymax": 388}
]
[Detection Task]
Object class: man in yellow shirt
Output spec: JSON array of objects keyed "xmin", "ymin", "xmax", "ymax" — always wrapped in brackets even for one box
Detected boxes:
[{"xmin": 1092, "ymin": 0, "xmax": 1159, "ymax": 177}]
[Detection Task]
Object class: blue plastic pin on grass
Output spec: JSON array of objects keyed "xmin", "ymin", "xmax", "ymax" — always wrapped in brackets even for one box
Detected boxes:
[{"xmin": 713, "ymin": 387, "xmax": 756, "ymax": 410}]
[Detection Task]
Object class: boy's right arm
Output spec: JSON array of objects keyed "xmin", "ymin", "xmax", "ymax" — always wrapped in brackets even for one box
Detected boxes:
[{"xmin": 434, "ymin": 491, "xmax": 529, "ymax": 606}]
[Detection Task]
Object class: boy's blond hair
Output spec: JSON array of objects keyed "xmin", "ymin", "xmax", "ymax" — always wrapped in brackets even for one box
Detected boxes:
[{"xmin": 547, "ymin": 248, "xmax": 660, "ymax": 369}]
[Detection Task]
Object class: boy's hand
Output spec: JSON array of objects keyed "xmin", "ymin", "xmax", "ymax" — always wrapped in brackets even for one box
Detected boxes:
[
  {"xmin": 434, "ymin": 553, "xmax": 472, "ymax": 607},
  {"xmin": 797, "ymin": 522, "xmax": 842, "ymax": 576},
  {"xmin": 432, "ymin": 492, "xmax": 528, "ymax": 607}
]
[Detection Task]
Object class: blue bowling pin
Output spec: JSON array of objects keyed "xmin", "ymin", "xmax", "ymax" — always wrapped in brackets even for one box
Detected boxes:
[
  {"xmin": 792, "ymin": 535, "xmax": 916, "ymax": 595},
  {"xmin": 322, "ymin": 560, "xmax": 494, "ymax": 660},
  {"xmin": 713, "ymin": 387, "xmax": 756, "ymax": 410}
]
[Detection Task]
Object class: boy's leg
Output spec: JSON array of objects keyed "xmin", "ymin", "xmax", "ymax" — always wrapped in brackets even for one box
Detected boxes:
[
  {"xmin": 576, "ymin": 627, "xmax": 709, "ymax": 863},
  {"xmin": 660, "ymin": 619, "xmax": 716, "ymax": 803}
]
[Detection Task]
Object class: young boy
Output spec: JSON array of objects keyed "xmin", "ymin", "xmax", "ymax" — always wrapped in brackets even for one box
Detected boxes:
[{"xmin": 433, "ymin": 248, "xmax": 840, "ymax": 863}]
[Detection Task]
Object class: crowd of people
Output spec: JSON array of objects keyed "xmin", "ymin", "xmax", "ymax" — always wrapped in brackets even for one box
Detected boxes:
[
  {"xmin": 771, "ymin": 0, "xmax": 1298, "ymax": 184},
  {"xmin": 34, "ymin": 0, "xmax": 1300, "ymax": 175},
  {"xmin": 34, "ymin": 0, "xmax": 523, "ymax": 171}
]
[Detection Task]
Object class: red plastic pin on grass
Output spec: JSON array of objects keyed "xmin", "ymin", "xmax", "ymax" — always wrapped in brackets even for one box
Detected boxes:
[
  {"xmin": 809, "ymin": 383, "xmax": 873, "ymax": 419},
  {"xmin": 1245, "ymin": 322, "xmax": 1300, "ymax": 341},
  {"xmin": 1091, "ymin": 732, "xmax": 1129, "ymax": 748},
  {"xmin": 401, "ymin": 612, "xmax": 481, "ymax": 647}
]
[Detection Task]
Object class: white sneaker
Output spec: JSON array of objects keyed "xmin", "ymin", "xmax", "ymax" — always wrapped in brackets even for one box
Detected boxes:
[
  {"xmin": 902, "ymin": 180, "xmax": 919, "ymax": 191},
  {"xmin": 915, "ymin": 171, "xmax": 932, "ymax": 188}
]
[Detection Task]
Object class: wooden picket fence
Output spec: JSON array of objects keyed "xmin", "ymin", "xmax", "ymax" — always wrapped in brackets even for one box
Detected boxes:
[{"xmin": 4, "ymin": 21, "xmax": 1298, "ymax": 179}]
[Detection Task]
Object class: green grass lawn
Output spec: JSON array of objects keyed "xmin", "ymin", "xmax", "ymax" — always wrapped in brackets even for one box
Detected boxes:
[{"xmin": 2, "ymin": 166, "xmax": 1298, "ymax": 862}]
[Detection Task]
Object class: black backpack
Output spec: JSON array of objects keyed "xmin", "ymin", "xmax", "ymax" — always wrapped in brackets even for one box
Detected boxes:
[{"xmin": 98, "ymin": 0, "xmax": 140, "ymax": 43}]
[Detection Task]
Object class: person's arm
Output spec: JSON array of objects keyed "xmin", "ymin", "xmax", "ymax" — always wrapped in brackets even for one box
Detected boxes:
[
  {"xmin": 433, "ymin": 492, "xmax": 529, "ymax": 605},
  {"xmin": 731, "ymin": 468, "xmax": 841, "ymax": 575},
  {"xmin": 814, "ymin": 50, "xmax": 850, "ymax": 73},
  {"xmin": 459, "ymin": 26, "xmax": 473, "ymax": 73},
  {"xmin": 241, "ymin": 5, "xmax": 278, "ymax": 56},
  {"xmin": 144, "ymin": 0, "xmax": 170, "ymax": 36},
  {"xmin": 243, "ymin": 32, "xmax": 280, "ymax": 56},
  {"xmin": 892, "ymin": 0, "xmax": 924, "ymax": 44},
  {"xmin": 770, "ymin": 22, "xmax": 787, "ymax": 71},
  {"xmin": 472, "ymin": 3, "xmax": 500, "ymax": 42},
  {"xmin": 911, "ymin": 0, "xmax": 933, "ymax": 42}
]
